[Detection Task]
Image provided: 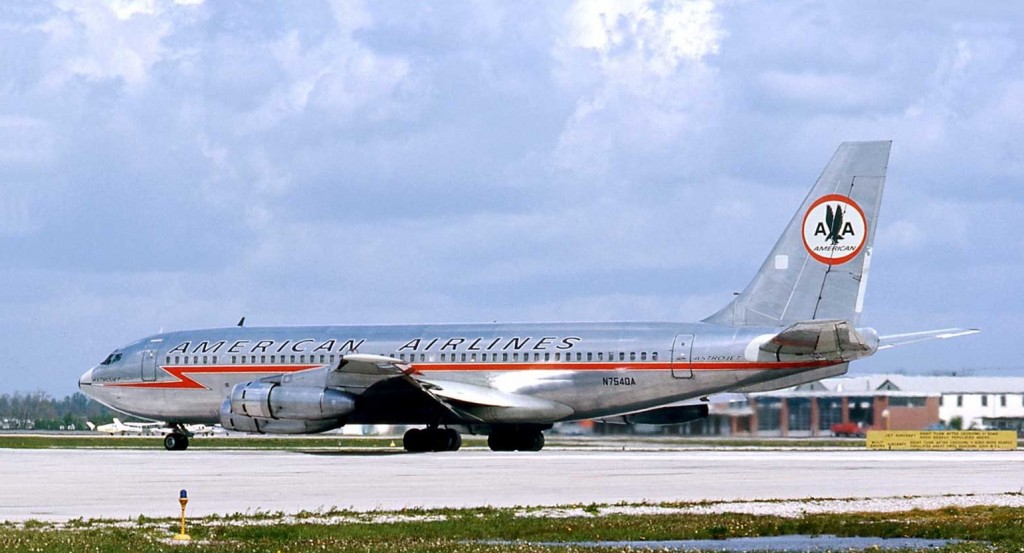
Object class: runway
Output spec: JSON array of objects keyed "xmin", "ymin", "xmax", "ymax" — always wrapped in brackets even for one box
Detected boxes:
[{"xmin": 3, "ymin": 447, "xmax": 1022, "ymax": 521}]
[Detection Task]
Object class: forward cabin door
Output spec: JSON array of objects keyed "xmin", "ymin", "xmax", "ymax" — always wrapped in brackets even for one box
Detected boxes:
[
  {"xmin": 671, "ymin": 334, "xmax": 694, "ymax": 379},
  {"xmin": 141, "ymin": 349, "xmax": 158, "ymax": 382}
]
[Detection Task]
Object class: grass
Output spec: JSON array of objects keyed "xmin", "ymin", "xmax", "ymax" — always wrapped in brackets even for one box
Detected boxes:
[
  {"xmin": 1, "ymin": 501, "xmax": 1022, "ymax": 552},
  {"xmin": 0, "ymin": 434, "xmax": 869, "ymax": 451}
]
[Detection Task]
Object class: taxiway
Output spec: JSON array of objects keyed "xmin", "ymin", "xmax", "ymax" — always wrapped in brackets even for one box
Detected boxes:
[{"xmin": 3, "ymin": 447, "xmax": 1022, "ymax": 521}]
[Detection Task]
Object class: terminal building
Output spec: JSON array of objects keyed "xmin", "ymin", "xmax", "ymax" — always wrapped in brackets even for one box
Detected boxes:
[{"xmin": 594, "ymin": 374, "xmax": 1024, "ymax": 437}]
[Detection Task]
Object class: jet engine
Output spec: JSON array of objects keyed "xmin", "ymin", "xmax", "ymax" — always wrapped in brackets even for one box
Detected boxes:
[{"xmin": 219, "ymin": 381, "xmax": 356, "ymax": 434}]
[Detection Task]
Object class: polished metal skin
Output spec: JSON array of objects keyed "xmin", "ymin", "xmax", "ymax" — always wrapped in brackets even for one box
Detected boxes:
[{"xmin": 78, "ymin": 142, "xmax": 968, "ymax": 451}]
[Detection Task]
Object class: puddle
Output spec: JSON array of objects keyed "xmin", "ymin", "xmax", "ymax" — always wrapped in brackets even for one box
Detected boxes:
[{"xmin": 481, "ymin": 534, "xmax": 953, "ymax": 551}]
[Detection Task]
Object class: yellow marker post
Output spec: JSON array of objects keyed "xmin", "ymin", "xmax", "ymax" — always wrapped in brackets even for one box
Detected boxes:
[{"xmin": 173, "ymin": 489, "xmax": 191, "ymax": 541}]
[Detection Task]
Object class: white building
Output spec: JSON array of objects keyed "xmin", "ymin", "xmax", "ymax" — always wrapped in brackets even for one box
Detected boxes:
[{"xmin": 835, "ymin": 375, "xmax": 1024, "ymax": 430}]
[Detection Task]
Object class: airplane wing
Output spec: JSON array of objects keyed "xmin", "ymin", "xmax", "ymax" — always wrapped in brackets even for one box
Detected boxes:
[
  {"xmin": 294, "ymin": 353, "xmax": 574, "ymax": 423},
  {"xmin": 877, "ymin": 328, "xmax": 979, "ymax": 349},
  {"xmin": 414, "ymin": 377, "xmax": 574, "ymax": 423}
]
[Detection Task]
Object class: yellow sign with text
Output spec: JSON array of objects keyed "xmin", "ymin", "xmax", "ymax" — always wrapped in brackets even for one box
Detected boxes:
[{"xmin": 866, "ymin": 430, "xmax": 1017, "ymax": 451}]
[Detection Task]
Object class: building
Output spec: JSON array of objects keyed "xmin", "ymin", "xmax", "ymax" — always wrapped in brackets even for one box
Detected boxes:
[
  {"xmin": 586, "ymin": 374, "xmax": 1024, "ymax": 437},
  {"xmin": 746, "ymin": 375, "xmax": 1024, "ymax": 436}
]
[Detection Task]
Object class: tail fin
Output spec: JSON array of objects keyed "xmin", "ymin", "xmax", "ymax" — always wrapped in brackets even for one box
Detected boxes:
[{"xmin": 704, "ymin": 141, "xmax": 891, "ymax": 327}]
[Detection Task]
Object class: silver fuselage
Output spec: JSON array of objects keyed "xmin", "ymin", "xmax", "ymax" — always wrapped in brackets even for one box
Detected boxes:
[{"xmin": 79, "ymin": 321, "xmax": 841, "ymax": 425}]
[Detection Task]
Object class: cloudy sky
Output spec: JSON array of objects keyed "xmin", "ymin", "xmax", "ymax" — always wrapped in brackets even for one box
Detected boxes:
[{"xmin": 2, "ymin": 1, "xmax": 1021, "ymax": 395}]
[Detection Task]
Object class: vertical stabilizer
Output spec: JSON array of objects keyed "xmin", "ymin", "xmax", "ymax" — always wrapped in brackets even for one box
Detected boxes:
[{"xmin": 704, "ymin": 141, "xmax": 890, "ymax": 326}]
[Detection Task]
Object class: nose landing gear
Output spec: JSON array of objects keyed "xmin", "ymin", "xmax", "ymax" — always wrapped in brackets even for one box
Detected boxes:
[{"xmin": 163, "ymin": 424, "xmax": 193, "ymax": 451}]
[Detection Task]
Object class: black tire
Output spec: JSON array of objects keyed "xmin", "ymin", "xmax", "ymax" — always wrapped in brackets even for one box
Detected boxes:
[
  {"xmin": 487, "ymin": 431, "xmax": 514, "ymax": 452},
  {"xmin": 403, "ymin": 428, "xmax": 422, "ymax": 452},
  {"xmin": 446, "ymin": 429, "xmax": 462, "ymax": 451},
  {"xmin": 429, "ymin": 429, "xmax": 451, "ymax": 452},
  {"xmin": 520, "ymin": 431, "xmax": 544, "ymax": 452},
  {"xmin": 164, "ymin": 433, "xmax": 188, "ymax": 451}
]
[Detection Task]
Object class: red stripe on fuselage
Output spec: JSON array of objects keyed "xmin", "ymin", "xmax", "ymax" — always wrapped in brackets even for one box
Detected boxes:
[{"xmin": 106, "ymin": 364, "xmax": 319, "ymax": 390}]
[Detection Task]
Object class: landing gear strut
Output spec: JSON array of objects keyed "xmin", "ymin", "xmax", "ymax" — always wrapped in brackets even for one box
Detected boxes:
[
  {"xmin": 487, "ymin": 428, "xmax": 545, "ymax": 452},
  {"xmin": 163, "ymin": 424, "xmax": 192, "ymax": 451},
  {"xmin": 403, "ymin": 427, "xmax": 462, "ymax": 452}
]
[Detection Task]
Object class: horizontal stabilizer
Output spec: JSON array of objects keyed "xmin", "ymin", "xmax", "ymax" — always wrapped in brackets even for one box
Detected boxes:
[
  {"xmin": 877, "ymin": 328, "xmax": 979, "ymax": 350},
  {"xmin": 760, "ymin": 319, "xmax": 876, "ymax": 361}
]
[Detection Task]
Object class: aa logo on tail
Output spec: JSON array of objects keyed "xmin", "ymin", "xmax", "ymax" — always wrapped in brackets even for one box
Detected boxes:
[{"xmin": 801, "ymin": 194, "xmax": 867, "ymax": 265}]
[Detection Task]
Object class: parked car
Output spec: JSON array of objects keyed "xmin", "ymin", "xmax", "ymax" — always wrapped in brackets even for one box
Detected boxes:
[{"xmin": 831, "ymin": 422, "xmax": 867, "ymax": 437}]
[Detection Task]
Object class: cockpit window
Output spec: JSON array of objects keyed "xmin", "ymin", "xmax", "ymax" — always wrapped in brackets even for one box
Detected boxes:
[{"xmin": 100, "ymin": 352, "xmax": 123, "ymax": 365}]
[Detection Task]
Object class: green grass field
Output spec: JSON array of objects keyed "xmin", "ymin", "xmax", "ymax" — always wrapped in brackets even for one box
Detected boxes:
[{"xmin": 2, "ymin": 501, "xmax": 1021, "ymax": 552}]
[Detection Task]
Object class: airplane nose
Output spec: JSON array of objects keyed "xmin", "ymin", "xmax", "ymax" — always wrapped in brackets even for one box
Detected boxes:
[{"xmin": 79, "ymin": 367, "xmax": 94, "ymax": 388}]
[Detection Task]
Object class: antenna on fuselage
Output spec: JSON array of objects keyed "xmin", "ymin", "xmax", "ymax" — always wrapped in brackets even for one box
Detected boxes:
[{"xmin": 237, "ymin": 317, "xmax": 245, "ymax": 327}]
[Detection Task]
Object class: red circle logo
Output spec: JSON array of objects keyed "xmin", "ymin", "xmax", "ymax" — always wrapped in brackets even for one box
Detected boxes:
[{"xmin": 801, "ymin": 194, "xmax": 867, "ymax": 265}]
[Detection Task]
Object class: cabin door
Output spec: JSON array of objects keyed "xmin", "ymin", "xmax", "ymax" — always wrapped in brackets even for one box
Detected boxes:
[
  {"xmin": 141, "ymin": 349, "xmax": 158, "ymax": 382},
  {"xmin": 671, "ymin": 334, "xmax": 694, "ymax": 379}
]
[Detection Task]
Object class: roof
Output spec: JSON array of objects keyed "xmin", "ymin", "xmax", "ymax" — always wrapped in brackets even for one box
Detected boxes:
[{"xmin": 751, "ymin": 374, "xmax": 1024, "ymax": 397}]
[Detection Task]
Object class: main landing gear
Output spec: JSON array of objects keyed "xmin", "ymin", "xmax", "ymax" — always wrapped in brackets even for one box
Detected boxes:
[
  {"xmin": 487, "ymin": 428, "xmax": 545, "ymax": 452},
  {"xmin": 163, "ymin": 424, "xmax": 191, "ymax": 451},
  {"xmin": 403, "ymin": 427, "xmax": 462, "ymax": 452}
]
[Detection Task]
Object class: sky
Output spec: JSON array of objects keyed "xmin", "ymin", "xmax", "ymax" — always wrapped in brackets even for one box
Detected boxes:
[{"xmin": 1, "ymin": 1, "xmax": 1022, "ymax": 396}]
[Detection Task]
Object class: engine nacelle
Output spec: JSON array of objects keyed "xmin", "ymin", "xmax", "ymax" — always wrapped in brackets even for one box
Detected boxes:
[
  {"xmin": 219, "ymin": 381, "xmax": 357, "ymax": 434},
  {"xmin": 219, "ymin": 400, "xmax": 345, "ymax": 434}
]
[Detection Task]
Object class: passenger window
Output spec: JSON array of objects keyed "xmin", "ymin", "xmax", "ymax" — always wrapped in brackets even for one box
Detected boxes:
[
  {"xmin": 231, "ymin": 356, "xmax": 236, "ymax": 364},
  {"xmin": 587, "ymin": 352, "xmax": 592, "ymax": 361},
  {"xmin": 290, "ymin": 355, "xmax": 295, "ymax": 363},
  {"xmin": 641, "ymin": 352, "xmax": 647, "ymax": 361},
  {"xmin": 251, "ymin": 355, "xmax": 256, "ymax": 364},
  {"xmin": 471, "ymin": 353, "xmax": 477, "ymax": 362},
  {"xmin": 544, "ymin": 353, "xmax": 550, "ymax": 361},
  {"xmin": 183, "ymin": 356, "xmax": 188, "ymax": 365},
  {"xmin": 653, "ymin": 352, "xmax": 659, "ymax": 361},
  {"xmin": 503, "ymin": 353, "xmax": 509, "ymax": 362},
  {"xmin": 481, "ymin": 353, "xmax": 487, "ymax": 362},
  {"xmin": 597, "ymin": 352, "xmax": 603, "ymax": 361},
  {"xmin": 630, "ymin": 352, "xmax": 636, "ymax": 361},
  {"xmin": 461, "ymin": 353, "xmax": 467, "ymax": 362},
  {"xmin": 300, "ymin": 355, "xmax": 305, "ymax": 363},
  {"xmin": 619, "ymin": 352, "xmax": 625, "ymax": 361},
  {"xmin": 212, "ymin": 356, "xmax": 217, "ymax": 364},
  {"xmin": 261, "ymin": 355, "xmax": 266, "ymax": 363},
  {"xmin": 420, "ymin": 354, "xmax": 426, "ymax": 362},
  {"xmin": 513, "ymin": 353, "xmax": 519, "ymax": 361},
  {"xmin": 577, "ymin": 352, "xmax": 582, "ymax": 361},
  {"xmin": 555, "ymin": 352, "xmax": 560, "ymax": 361},
  {"xmin": 194, "ymin": 356, "xmax": 199, "ymax": 364},
  {"xmin": 270, "ymin": 355, "xmax": 276, "ymax": 363},
  {"xmin": 174, "ymin": 356, "xmax": 180, "ymax": 364},
  {"xmin": 165, "ymin": 356, "xmax": 170, "ymax": 364}
]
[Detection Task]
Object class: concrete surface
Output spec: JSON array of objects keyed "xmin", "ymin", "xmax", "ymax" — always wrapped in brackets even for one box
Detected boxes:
[{"xmin": 2, "ymin": 447, "xmax": 1022, "ymax": 521}]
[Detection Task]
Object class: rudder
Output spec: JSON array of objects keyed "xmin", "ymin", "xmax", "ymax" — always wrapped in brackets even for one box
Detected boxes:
[{"xmin": 704, "ymin": 141, "xmax": 891, "ymax": 326}]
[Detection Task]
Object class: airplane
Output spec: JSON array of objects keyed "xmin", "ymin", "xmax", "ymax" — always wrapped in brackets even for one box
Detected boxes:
[
  {"xmin": 86, "ymin": 418, "xmax": 161, "ymax": 435},
  {"xmin": 78, "ymin": 141, "xmax": 977, "ymax": 452}
]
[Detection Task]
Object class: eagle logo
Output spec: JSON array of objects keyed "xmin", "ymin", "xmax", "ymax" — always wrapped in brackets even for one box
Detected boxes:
[
  {"xmin": 801, "ymin": 194, "xmax": 867, "ymax": 266},
  {"xmin": 824, "ymin": 204, "xmax": 845, "ymax": 245}
]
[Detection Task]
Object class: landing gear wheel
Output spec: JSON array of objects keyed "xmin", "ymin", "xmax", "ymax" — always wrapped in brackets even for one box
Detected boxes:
[
  {"xmin": 163, "ymin": 433, "xmax": 189, "ymax": 451},
  {"xmin": 403, "ymin": 428, "xmax": 426, "ymax": 452},
  {"xmin": 404, "ymin": 428, "xmax": 463, "ymax": 452},
  {"xmin": 488, "ymin": 429, "xmax": 545, "ymax": 452},
  {"xmin": 445, "ymin": 428, "xmax": 462, "ymax": 451},
  {"xmin": 518, "ymin": 431, "xmax": 544, "ymax": 452}
]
